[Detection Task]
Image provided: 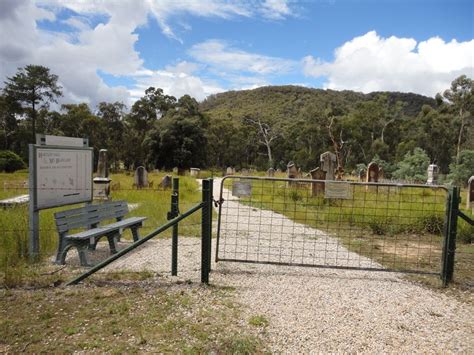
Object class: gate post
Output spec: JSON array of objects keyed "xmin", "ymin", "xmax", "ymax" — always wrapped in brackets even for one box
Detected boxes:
[
  {"xmin": 169, "ymin": 177, "xmax": 179, "ymax": 276},
  {"xmin": 201, "ymin": 179, "xmax": 212, "ymax": 284},
  {"xmin": 441, "ymin": 186, "xmax": 460, "ymax": 286}
]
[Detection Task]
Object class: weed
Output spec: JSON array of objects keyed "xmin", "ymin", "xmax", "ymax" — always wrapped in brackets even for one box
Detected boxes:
[{"xmin": 248, "ymin": 315, "xmax": 269, "ymax": 327}]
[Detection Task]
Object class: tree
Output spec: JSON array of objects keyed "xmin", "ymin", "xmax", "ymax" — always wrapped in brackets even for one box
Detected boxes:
[
  {"xmin": 442, "ymin": 75, "xmax": 473, "ymax": 163},
  {"xmin": 448, "ymin": 150, "xmax": 474, "ymax": 186},
  {"xmin": 151, "ymin": 96, "xmax": 207, "ymax": 169},
  {"xmin": 393, "ymin": 148, "xmax": 430, "ymax": 182},
  {"xmin": 3, "ymin": 65, "xmax": 62, "ymax": 142},
  {"xmin": 242, "ymin": 115, "xmax": 280, "ymax": 168}
]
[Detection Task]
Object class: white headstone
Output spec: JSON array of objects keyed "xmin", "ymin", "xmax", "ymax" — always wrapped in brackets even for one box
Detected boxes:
[{"xmin": 427, "ymin": 164, "xmax": 439, "ymax": 185}]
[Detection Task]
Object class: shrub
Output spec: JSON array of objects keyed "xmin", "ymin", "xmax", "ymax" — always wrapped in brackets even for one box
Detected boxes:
[
  {"xmin": 0, "ymin": 150, "xmax": 25, "ymax": 173},
  {"xmin": 393, "ymin": 147, "xmax": 430, "ymax": 182}
]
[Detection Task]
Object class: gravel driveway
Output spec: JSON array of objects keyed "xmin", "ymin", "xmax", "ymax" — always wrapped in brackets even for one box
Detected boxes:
[{"xmin": 101, "ymin": 178, "xmax": 473, "ymax": 353}]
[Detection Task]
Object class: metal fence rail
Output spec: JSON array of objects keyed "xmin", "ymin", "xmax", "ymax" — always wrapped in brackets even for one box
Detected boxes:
[{"xmin": 216, "ymin": 176, "xmax": 449, "ymax": 276}]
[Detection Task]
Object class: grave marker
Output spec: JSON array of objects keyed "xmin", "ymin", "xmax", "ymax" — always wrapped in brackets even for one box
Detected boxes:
[
  {"xmin": 427, "ymin": 164, "xmax": 439, "ymax": 185},
  {"xmin": 93, "ymin": 149, "xmax": 111, "ymax": 199},
  {"xmin": 190, "ymin": 168, "xmax": 200, "ymax": 177},
  {"xmin": 267, "ymin": 168, "xmax": 275, "ymax": 177},
  {"xmin": 320, "ymin": 152, "xmax": 336, "ymax": 180},
  {"xmin": 134, "ymin": 166, "xmax": 149, "ymax": 189},
  {"xmin": 310, "ymin": 167, "xmax": 326, "ymax": 197},
  {"xmin": 366, "ymin": 162, "xmax": 380, "ymax": 183}
]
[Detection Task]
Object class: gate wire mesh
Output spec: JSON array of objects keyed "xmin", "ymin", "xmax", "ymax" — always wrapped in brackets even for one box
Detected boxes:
[{"xmin": 216, "ymin": 176, "xmax": 449, "ymax": 275}]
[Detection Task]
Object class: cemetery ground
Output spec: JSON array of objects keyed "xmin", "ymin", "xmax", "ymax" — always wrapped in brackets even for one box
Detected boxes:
[{"xmin": 1, "ymin": 171, "xmax": 473, "ymax": 352}]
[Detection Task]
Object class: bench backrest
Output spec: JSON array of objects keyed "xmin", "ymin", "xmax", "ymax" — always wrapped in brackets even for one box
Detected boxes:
[{"xmin": 55, "ymin": 200, "xmax": 129, "ymax": 234}]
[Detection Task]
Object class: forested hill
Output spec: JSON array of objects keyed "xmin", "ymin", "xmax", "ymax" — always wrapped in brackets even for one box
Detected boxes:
[{"xmin": 200, "ymin": 85, "xmax": 435, "ymax": 120}]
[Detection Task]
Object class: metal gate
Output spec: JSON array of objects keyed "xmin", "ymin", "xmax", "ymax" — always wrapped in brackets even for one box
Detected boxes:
[{"xmin": 216, "ymin": 176, "xmax": 455, "ymax": 281}]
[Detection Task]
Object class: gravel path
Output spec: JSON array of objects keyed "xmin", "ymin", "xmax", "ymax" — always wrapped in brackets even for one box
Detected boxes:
[{"xmin": 89, "ymin": 178, "xmax": 473, "ymax": 353}]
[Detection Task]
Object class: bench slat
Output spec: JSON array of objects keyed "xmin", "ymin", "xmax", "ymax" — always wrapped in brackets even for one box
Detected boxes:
[
  {"xmin": 65, "ymin": 217, "xmax": 147, "ymax": 240},
  {"xmin": 55, "ymin": 200, "xmax": 127, "ymax": 219},
  {"xmin": 55, "ymin": 207, "xmax": 129, "ymax": 232},
  {"xmin": 55, "ymin": 201, "xmax": 129, "ymax": 232}
]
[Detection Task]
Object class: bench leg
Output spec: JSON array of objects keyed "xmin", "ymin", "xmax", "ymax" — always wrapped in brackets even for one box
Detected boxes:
[
  {"xmin": 55, "ymin": 235, "xmax": 68, "ymax": 265},
  {"xmin": 55, "ymin": 240, "xmax": 91, "ymax": 267},
  {"xmin": 131, "ymin": 227, "xmax": 140, "ymax": 242},
  {"xmin": 107, "ymin": 234, "xmax": 118, "ymax": 254},
  {"xmin": 77, "ymin": 245, "xmax": 90, "ymax": 267}
]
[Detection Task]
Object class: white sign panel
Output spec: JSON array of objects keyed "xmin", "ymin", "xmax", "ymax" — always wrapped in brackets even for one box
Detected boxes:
[
  {"xmin": 324, "ymin": 182, "xmax": 353, "ymax": 199},
  {"xmin": 232, "ymin": 181, "xmax": 252, "ymax": 197},
  {"xmin": 35, "ymin": 148, "xmax": 92, "ymax": 209}
]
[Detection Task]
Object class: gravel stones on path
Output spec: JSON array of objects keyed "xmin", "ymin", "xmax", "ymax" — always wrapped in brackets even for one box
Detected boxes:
[{"xmin": 85, "ymin": 178, "xmax": 474, "ymax": 352}]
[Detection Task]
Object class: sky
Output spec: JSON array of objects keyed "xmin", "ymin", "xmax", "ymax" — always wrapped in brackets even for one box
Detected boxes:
[{"xmin": 0, "ymin": 0, "xmax": 473, "ymax": 108}]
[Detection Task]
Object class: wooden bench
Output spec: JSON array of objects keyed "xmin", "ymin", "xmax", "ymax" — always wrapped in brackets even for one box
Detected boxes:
[{"xmin": 54, "ymin": 200, "xmax": 147, "ymax": 266}]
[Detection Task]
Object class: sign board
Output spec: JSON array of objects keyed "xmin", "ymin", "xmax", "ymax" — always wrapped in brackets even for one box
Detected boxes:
[
  {"xmin": 232, "ymin": 181, "xmax": 252, "ymax": 197},
  {"xmin": 33, "ymin": 146, "xmax": 93, "ymax": 209},
  {"xmin": 325, "ymin": 182, "xmax": 353, "ymax": 199},
  {"xmin": 36, "ymin": 134, "xmax": 88, "ymax": 147}
]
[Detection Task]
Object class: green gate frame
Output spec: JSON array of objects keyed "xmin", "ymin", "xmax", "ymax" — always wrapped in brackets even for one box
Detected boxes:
[{"xmin": 441, "ymin": 186, "xmax": 473, "ymax": 286}]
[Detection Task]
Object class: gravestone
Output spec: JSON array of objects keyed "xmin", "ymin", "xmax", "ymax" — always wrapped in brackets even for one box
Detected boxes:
[
  {"xmin": 159, "ymin": 175, "xmax": 172, "ymax": 189},
  {"xmin": 134, "ymin": 166, "xmax": 149, "ymax": 189},
  {"xmin": 172, "ymin": 167, "xmax": 178, "ymax": 174},
  {"xmin": 226, "ymin": 167, "xmax": 234, "ymax": 175},
  {"xmin": 267, "ymin": 168, "xmax": 275, "ymax": 177},
  {"xmin": 287, "ymin": 161, "xmax": 299, "ymax": 179},
  {"xmin": 93, "ymin": 149, "xmax": 111, "ymax": 199},
  {"xmin": 190, "ymin": 168, "xmax": 200, "ymax": 177},
  {"xmin": 379, "ymin": 167, "xmax": 384, "ymax": 181},
  {"xmin": 427, "ymin": 164, "xmax": 439, "ymax": 185},
  {"xmin": 310, "ymin": 167, "xmax": 326, "ymax": 197},
  {"xmin": 358, "ymin": 169, "xmax": 366, "ymax": 181},
  {"xmin": 366, "ymin": 162, "xmax": 380, "ymax": 183},
  {"xmin": 241, "ymin": 168, "xmax": 249, "ymax": 176},
  {"xmin": 320, "ymin": 152, "xmax": 336, "ymax": 180},
  {"xmin": 468, "ymin": 176, "xmax": 474, "ymax": 211}
]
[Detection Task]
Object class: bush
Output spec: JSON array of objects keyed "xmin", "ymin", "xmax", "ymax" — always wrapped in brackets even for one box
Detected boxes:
[
  {"xmin": 393, "ymin": 147, "xmax": 430, "ymax": 182},
  {"xmin": 0, "ymin": 150, "xmax": 25, "ymax": 172}
]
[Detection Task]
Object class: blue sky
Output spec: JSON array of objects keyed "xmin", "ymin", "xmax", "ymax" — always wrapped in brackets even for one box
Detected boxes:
[{"xmin": 1, "ymin": 0, "xmax": 472, "ymax": 106}]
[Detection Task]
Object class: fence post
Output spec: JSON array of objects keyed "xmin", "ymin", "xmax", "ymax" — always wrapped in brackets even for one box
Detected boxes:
[
  {"xmin": 441, "ymin": 186, "xmax": 460, "ymax": 286},
  {"xmin": 168, "ymin": 177, "xmax": 179, "ymax": 276},
  {"xmin": 201, "ymin": 179, "xmax": 211, "ymax": 284},
  {"xmin": 208, "ymin": 178, "xmax": 213, "ymax": 272}
]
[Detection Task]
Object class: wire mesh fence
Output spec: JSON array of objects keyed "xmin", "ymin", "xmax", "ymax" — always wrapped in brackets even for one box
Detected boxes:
[{"xmin": 216, "ymin": 176, "xmax": 452, "ymax": 276}]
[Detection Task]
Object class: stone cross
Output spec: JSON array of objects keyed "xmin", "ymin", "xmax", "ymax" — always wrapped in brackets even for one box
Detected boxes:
[
  {"xmin": 320, "ymin": 152, "xmax": 336, "ymax": 180},
  {"xmin": 310, "ymin": 167, "xmax": 326, "ymax": 197},
  {"xmin": 468, "ymin": 176, "xmax": 474, "ymax": 211},
  {"xmin": 134, "ymin": 166, "xmax": 148, "ymax": 189},
  {"xmin": 267, "ymin": 168, "xmax": 275, "ymax": 177},
  {"xmin": 427, "ymin": 164, "xmax": 439, "ymax": 185},
  {"xmin": 366, "ymin": 162, "xmax": 379, "ymax": 183}
]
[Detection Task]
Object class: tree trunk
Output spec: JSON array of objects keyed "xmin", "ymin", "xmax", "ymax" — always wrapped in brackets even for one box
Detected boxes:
[{"xmin": 32, "ymin": 100, "xmax": 36, "ymax": 143}]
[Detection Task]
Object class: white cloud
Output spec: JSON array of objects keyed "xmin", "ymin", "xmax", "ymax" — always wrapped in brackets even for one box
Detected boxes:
[
  {"xmin": 133, "ymin": 61, "xmax": 224, "ymax": 101},
  {"xmin": 260, "ymin": 0, "xmax": 292, "ymax": 19},
  {"xmin": 1, "ymin": 0, "xmax": 298, "ymax": 107},
  {"xmin": 303, "ymin": 31, "xmax": 474, "ymax": 97},
  {"xmin": 189, "ymin": 39, "xmax": 295, "ymax": 75}
]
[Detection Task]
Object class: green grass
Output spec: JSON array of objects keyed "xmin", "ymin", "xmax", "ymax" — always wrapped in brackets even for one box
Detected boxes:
[
  {"xmin": 0, "ymin": 283, "xmax": 265, "ymax": 353},
  {"xmin": 0, "ymin": 171, "xmax": 207, "ymax": 287},
  {"xmin": 249, "ymin": 315, "xmax": 269, "ymax": 327}
]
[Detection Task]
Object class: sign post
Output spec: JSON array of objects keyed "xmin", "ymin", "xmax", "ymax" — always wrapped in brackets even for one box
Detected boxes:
[{"xmin": 28, "ymin": 135, "xmax": 92, "ymax": 259}]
